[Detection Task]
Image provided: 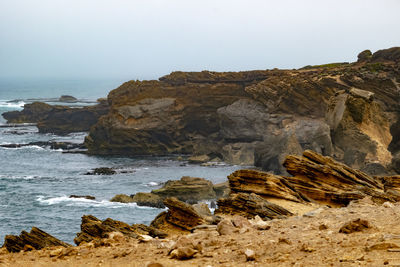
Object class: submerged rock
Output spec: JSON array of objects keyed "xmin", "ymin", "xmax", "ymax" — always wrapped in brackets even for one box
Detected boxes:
[
  {"xmin": 69, "ymin": 195, "xmax": 95, "ymax": 200},
  {"xmin": 59, "ymin": 95, "xmax": 78, "ymax": 103},
  {"xmin": 3, "ymin": 227, "xmax": 71, "ymax": 252},
  {"xmin": 85, "ymin": 167, "xmax": 116, "ymax": 175}
]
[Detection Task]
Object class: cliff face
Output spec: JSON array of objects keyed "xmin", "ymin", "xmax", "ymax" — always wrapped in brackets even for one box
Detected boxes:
[{"xmin": 82, "ymin": 47, "xmax": 400, "ymax": 173}]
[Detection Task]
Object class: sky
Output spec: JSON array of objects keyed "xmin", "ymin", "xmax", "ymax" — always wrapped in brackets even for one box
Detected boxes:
[{"xmin": 0, "ymin": 0, "xmax": 399, "ymax": 80}]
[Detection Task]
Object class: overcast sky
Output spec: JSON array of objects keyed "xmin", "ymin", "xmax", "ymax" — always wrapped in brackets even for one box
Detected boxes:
[{"xmin": 0, "ymin": 0, "xmax": 399, "ymax": 80}]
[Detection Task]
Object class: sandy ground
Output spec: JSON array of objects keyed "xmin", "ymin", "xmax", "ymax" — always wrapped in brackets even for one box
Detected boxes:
[{"xmin": 2, "ymin": 197, "xmax": 400, "ymax": 267}]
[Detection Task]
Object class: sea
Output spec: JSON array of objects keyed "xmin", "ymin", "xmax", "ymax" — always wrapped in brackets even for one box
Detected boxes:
[{"xmin": 0, "ymin": 78, "xmax": 241, "ymax": 244}]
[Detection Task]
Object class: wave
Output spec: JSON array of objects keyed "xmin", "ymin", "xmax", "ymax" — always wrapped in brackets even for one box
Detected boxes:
[
  {"xmin": 0, "ymin": 174, "xmax": 40, "ymax": 180},
  {"xmin": 0, "ymin": 100, "xmax": 25, "ymax": 108},
  {"xmin": 0, "ymin": 145, "xmax": 44, "ymax": 151},
  {"xmin": 36, "ymin": 195, "xmax": 160, "ymax": 209}
]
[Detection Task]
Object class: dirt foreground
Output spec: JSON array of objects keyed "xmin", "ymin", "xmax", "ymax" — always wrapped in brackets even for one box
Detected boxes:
[{"xmin": 2, "ymin": 197, "xmax": 400, "ymax": 266}]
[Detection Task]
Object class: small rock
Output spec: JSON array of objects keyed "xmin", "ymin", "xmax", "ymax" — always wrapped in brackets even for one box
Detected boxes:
[
  {"xmin": 367, "ymin": 242, "xmax": 400, "ymax": 251},
  {"xmin": 138, "ymin": 235, "xmax": 154, "ymax": 243},
  {"xmin": 231, "ymin": 215, "xmax": 251, "ymax": 228},
  {"xmin": 146, "ymin": 263, "xmax": 164, "ymax": 267},
  {"xmin": 251, "ymin": 215, "xmax": 271, "ymax": 230},
  {"xmin": 49, "ymin": 247, "xmax": 63, "ymax": 257},
  {"xmin": 85, "ymin": 167, "xmax": 116, "ymax": 175},
  {"xmin": 319, "ymin": 224, "xmax": 328, "ymax": 230},
  {"xmin": 339, "ymin": 218, "xmax": 372, "ymax": 234},
  {"xmin": 217, "ymin": 219, "xmax": 236, "ymax": 235},
  {"xmin": 23, "ymin": 244, "xmax": 35, "ymax": 251},
  {"xmin": 170, "ymin": 247, "xmax": 196, "ymax": 260},
  {"xmin": 244, "ymin": 249, "xmax": 256, "ymax": 261},
  {"xmin": 383, "ymin": 202, "xmax": 395, "ymax": 208},
  {"xmin": 188, "ymin": 154, "xmax": 210, "ymax": 164},
  {"xmin": 69, "ymin": 195, "xmax": 96, "ymax": 200}
]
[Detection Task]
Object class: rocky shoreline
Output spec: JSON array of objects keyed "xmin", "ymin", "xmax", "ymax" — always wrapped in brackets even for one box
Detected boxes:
[
  {"xmin": 2, "ymin": 47, "xmax": 400, "ymax": 265},
  {"xmin": 3, "ymin": 47, "xmax": 400, "ymax": 176},
  {"xmin": 3, "ymin": 150, "xmax": 400, "ymax": 265}
]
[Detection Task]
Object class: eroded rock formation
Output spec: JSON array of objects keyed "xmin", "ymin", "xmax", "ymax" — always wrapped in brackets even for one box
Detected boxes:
[
  {"xmin": 3, "ymin": 227, "xmax": 71, "ymax": 252},
  {"xmin": 83, "ymin": 47, "xmax": 400, "ymax": 174}
]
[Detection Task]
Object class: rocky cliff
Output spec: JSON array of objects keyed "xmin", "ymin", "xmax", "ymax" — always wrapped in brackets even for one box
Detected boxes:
[
  {"xmin": 84, "ymin": 47, "xmax": 400, "ymax": 174},
  {"xmin": 2, "ymin": 100, "xmax": 109, "ymax": 135}
]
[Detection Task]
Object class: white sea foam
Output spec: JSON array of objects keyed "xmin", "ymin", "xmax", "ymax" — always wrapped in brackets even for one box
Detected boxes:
[
  {"xmin": 0, "ymin": 100, "xmax": 25, "ymax": 108},
  {"xmin": 0, "ymin": 145, "xmax": 44, "ymax": 151},
  {"xmin": 146, "ymin": 182, "xmax": 159, "ymax": 186},
  {"xmin": 36, "ymin": 195, "xmax": 159, "ymax": 209}
]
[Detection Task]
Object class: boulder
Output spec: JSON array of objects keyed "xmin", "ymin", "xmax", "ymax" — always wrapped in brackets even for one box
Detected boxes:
[
  {"xmin": 110, "ymin": 194, "xmax": 135, "ymax": 203},
  {"xmin": 3, "ymin": 227, "xmax": 71, "ymax": 252},
  {"xmin": 339, "ymin": 218, "xmax": 372, "ymax": 234},
  {"xmin": 74, "ymin": 215, "xmax": 139, "ymax": 245},
  {"xmin": 150, "ymin": 197, "xmax": 205, "ymax": 233},
  {"xmin": 151, "ymin": 176, "xmax": 216, "ymax": 203},
  {"xmin": 131, "ymin": 192, "xmax": 164, "ymax": 208}
]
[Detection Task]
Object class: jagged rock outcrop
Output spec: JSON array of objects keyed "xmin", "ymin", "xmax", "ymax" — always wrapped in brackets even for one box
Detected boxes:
[
  {"xmin": 215, "ymin": 193, "xmax": 293, "ymax": 220},
  {"xmin": 283, "ymin": 150, "xmax": 397, "ymax": 206},
  {"xmin": 2, "ymin": 101, "xmax": 109, "ymax": 135},
  {"xmin": 3, "ymin": 227, "xmax": 71, "ymax": 252},
  {"xmin": 74, "ymin": 215, "xmax": 139, "ymax": 245},
  {"xmin": 326, "ymin": 88, "xmax": 393, "ymax": 171},
  {"xmin": 150, "ymin": 197, "xmax": 206, "ymax": 233}
]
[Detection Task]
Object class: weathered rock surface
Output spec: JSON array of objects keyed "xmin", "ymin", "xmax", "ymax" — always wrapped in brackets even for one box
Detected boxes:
[
  {"xmin": 326, "ymin": 89, "xmax": 392, "ymax": 170},
  {"xmin": 151, "ymin": 176, "xmax": 216, "ymax": 202},
  {"xmin": 3, "ymin": 227, "xmax": 71, "ymax": 252},
  {"xmin": 216, "ymin": 192, "xmax": 293, "ymax": 220},
  {"xmin": 283, "ymin": 150, "xmax": 398, "ymax": 206},
  {"xmin": 2, "ymin": 101, "xmax": 109, "ymax": 135},
  {"xmin": 83, "ymin": 48, "xmax": 400, "ymax": 174},
  {"xmin": 111, "ymin": 176, "xmax": 218, "ymax": 208},
  {"xmin": 131, "ymin": 192, "xmax": 164, "ymax": 208},
  {"xmin": 74, "ymin": 215, "xmax": 139, "ymax": 245},
  {"xmin": 150, "ymin": 197, "xmax": 206, "ymax": 233}
]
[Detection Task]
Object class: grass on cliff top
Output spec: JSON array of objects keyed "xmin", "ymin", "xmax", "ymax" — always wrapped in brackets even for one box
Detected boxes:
[{"xmin": 300, "ymin": 62, "xmax": 349, "ymax": 70}]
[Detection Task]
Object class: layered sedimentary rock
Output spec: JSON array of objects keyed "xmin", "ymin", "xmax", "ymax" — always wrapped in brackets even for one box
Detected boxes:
[
  {"xmin": 3, "ymin": 227, "xmax": 71, "ymax": 252},
  {"xmin": 150, "ymin": 197, "xmax": 207, "ymax": 233},
  {"xmin": 2, "ymin": 101, "xmax": 109, "ymax": 135},
  {"xmin": 111, "ymin": 176, "xmax": 219, "ymax": 207},
  {"xmin": 74, "ymin": 215, "xmax": 139, "ymax": 245},
  {"xmin": 83, "ymin": 47, "xmax": 400, "ymax": 174},
  {"xmin": 326, "ymin": 89, "xmax": 393, "ymax": 172}
]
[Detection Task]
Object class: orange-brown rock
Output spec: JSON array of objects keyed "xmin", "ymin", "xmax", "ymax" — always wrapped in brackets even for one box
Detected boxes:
[
  {"xmin": 215, "ymin": 192, "xmax": 293, "ymax": 219},
  {"xmin": 150, "ymin": 197, "xmax": 206, "ymax": 233},
  {"xmin": 3, "ymin": 227, "xmax": 71, "ymax": 252},
  {"xmin": 283, "ymin": 150, "xmax": 397, "ymax": 206},
  {"xmin": 74, "ymin": 215, "xmax": 139, "ymax": 245}
]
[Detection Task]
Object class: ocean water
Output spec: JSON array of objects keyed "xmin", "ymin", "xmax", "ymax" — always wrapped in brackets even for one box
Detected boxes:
[{"xmin": 0, "ymin": 79, "xmax": 241, "ymax": 244}]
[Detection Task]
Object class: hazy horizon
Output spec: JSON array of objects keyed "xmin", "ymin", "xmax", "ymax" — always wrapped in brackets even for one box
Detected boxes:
[{"xmin": 1, "ymin": 0, "xmax": 400, "ymax": 81}]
